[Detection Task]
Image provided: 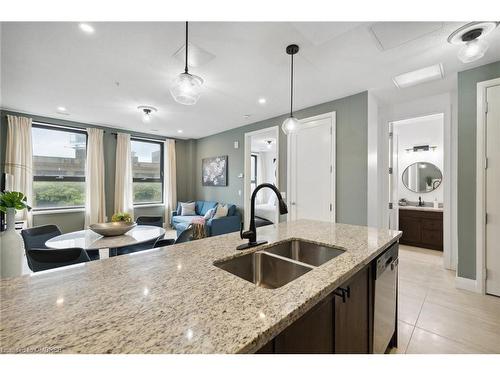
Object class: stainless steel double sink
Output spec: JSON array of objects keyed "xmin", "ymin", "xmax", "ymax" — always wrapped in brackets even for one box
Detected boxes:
[{"xmin": 214, "ymin": 239, "xmax": 345, "ymax": 289}]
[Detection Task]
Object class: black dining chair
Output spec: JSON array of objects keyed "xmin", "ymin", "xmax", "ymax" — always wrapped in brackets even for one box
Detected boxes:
[
  {"xmin": 116, "ymin": 216, "xmax": 165, "ymax": 255},
  {"xmin": 154, "ymin": 225, "xmax": 194, "ymax": 248},
  {"xmin": 136, "ymin": 216, "xmax": 164, "ymax": 228},
  {"xmin": 21, "ymin": 224, "xmax": 99, "ymax": 262},
  {"xmin": 26, "ymin": 247, "xmax": 90, "ymax": 272}
]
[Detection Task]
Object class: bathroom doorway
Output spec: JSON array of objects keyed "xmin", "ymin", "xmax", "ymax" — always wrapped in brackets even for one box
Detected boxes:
[
  {"xmin": 388, "ymin": 114, "xmax": 448, "ymax": 261},
  {"xmin": 243, "ymin": 126, "xmax": 279, "ymax": 228}
]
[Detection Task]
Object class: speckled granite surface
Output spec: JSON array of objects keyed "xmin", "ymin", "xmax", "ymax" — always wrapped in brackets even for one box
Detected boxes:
[{"xmin": 0, "ymin": 220, "xmax": 401, "ymax": 354}]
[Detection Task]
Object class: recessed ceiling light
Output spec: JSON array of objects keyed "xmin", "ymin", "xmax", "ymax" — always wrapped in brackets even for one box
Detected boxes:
[
  {"xmin": 393, "ymin": 64, "xmax": 444, "ymax": 89},
  {"xmin": 244, "ymin": 114, "xmax": 251, "ymax": 119},
  {"xmin": 258, "ymin": 98, "xmax": 267, "ymax": 104},
  {"xmin": 57, "ymin": 106, "xmax": 66, "ymax": 112},
  {"xmin": 150, "ymin": 129, "xmax": 159, "ymax": 132},
  {"xmin": 79, "ymin": 23, "xmax": 95, "ymax": 34},
  {"xmin": 177, "ymin": 130, "xmax": 183, "ymax": 134}
]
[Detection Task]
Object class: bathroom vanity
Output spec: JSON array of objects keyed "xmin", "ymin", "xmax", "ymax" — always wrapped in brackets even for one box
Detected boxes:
[{"xmin": 399, "ymin": 206, "xmax": 443, "ymax": 250}]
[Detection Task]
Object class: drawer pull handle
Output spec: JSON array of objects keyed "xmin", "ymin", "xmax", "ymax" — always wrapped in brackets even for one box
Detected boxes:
[{"xmin": 334, "ymin": 286, "xmax": 351, "ymax": 303}]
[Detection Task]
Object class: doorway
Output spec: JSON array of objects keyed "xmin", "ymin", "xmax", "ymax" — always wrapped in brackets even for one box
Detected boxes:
[
  {"xmin": 243, "ymin": 126, "xmax": 279, "ymax": 227},
  {"xmin": 388, "ymin": 114, "xmax": 446, "ymax": 256},
  {"xmin": 477, "ymin": 78, "xmax": 500, "ymax": 297},
  {"xmin": 287, "ymin": 112, "xmax": 336, "ymax": 222}
]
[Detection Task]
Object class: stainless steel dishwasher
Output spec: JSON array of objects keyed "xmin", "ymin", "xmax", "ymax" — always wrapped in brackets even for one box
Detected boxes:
[{"xmin": 373, "ymin": 242, "xmax": 399, "ymax": 354}]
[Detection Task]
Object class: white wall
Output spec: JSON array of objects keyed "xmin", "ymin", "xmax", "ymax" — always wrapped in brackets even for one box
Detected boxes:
[{"xmin": 394, "ymin": 114, "xmax": 444, "ymax": 204}]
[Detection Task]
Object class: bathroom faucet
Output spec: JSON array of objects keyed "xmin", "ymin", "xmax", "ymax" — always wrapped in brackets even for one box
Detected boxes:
[
  {"xmin": 418, "ymin": 197, "xmax": 424, "ymax": 207},
  {"xmin": 237, "ymin": 183, "xmax": 288, "ymax": 250}
]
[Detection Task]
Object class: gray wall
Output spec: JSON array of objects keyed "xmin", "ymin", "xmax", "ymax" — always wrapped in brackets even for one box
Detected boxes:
[
  {"xmin": 194, "ymin": 91, "xmax": 369, "ymax": 226},
  {"xmin": 0, "ymin": 110, "xmax": 191, "ymax": 233},
  {"xmin": 457, "ymin": 61, "xmax": 500, "ymax": 280}
]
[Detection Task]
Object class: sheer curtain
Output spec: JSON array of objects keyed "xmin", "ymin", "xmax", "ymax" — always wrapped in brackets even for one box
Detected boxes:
[
  {"xmin": 114, "ymin": 133, "xmax": 134, "ymax": 219},
  {"xmin": 5, "ymin": 115, "xmax": 33, "ymax": 226},
  {"xmin": 84, "ymin": 128, "xmax": 106, "ymax": 227},
  {"xmin": 163, "ymin": 139, "xmax": 177, "ymax": 228}
]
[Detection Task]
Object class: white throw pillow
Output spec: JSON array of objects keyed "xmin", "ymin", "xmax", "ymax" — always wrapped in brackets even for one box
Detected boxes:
[
  {"xmin": 203, "ymin": 208, "xmax": 215, "ymax": 220},
  {"xmin": 213, "ymin": 204, "xmax": 228, "ymax": 218},
  {"xmin": 180, "ymin": 202, "xmax": 196, "ymax": 216}
]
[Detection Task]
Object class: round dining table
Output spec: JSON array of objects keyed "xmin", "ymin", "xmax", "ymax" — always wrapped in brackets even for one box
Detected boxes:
[{"xmin": 45, "ymin": 225, "xmax": 166, "ymax": 257}]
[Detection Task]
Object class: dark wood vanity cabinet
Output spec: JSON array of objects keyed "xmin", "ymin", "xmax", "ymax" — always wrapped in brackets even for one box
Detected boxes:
[
  {"xmin": 257, "ymin": 265, "xmax": 373, "ymax": 354},
  {"xmin": 399, "ymin": 209, "xmax": 443, "ymax": 250}
]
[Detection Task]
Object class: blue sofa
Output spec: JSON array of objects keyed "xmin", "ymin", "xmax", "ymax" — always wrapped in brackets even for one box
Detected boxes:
[{"xmin": 171, "ymin": 200, "xmax": 241, "ymax": 237}]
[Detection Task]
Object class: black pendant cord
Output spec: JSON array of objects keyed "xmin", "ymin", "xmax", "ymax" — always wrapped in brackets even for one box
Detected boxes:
[
  {"xmin": 290, "ymin": 53, "xmax": 294, "ymax": 117},
  {"xmin": 184, "ymin": 21, "xmax": 189, "ymax": 74}
]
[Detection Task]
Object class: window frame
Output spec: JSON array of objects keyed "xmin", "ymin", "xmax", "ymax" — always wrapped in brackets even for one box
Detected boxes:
[
  {"xmin": 131, "ymin": 137, "xmax": 164, "ymax": 206},
  {"xmin": 31, "ymin": 122, "xmax": 88, "ymax": 211}
]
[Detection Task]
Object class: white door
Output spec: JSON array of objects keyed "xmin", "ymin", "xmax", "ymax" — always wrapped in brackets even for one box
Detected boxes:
[
  {"xmin": 288, "ymin": 113, "xmax": 335, "ymax": 222},
  {"xmin": 486, "ymin": 84, "xmax": 500, "ymax": 296}
]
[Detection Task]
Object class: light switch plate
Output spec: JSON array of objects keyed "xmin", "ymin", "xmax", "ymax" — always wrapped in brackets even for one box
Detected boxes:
[{"xmin": 234, "ymin": 141, "xmax": 239, "ymax": 149}]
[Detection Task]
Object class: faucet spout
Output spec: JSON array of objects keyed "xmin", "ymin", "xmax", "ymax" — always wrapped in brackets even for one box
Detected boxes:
[{"xmin": 237, "ymin": 183, "xmax": 288, "ymax": 250}]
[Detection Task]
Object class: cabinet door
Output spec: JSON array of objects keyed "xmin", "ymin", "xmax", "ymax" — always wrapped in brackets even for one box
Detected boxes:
[
  {"xmin": 399, "ymin": 215, "xmax": 421, "ymax": 245},
  {"xmin": 274, "ymin": 294, "xmax": 334, "ymax": 353},
  {"xmin": 334, "ymin": 267, "xmax": 370, "ymax": 353}
]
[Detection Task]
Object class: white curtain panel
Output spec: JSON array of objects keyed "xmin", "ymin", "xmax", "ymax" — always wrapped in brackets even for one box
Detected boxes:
[
  {"xmin": 163, "ymin": 139, "xmax": 177, "ymax": 228},
  {"xmin": 5, "ymin": 115, "xmax": 33, "ymax": 226},
  {"xmin": 114, "ymin": 133, "xmax": 134, "ymax": 219},
  {"xmin": 84, "ymin": 128, "xmax": 106, "ymax": 227}
]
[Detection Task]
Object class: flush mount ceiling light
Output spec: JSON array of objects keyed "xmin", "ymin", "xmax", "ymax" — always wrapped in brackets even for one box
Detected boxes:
[
  {"xmin": 170, "ymin": 22, "xmax": 204, "ymax": 105},
  {"xmin": 393, "ymin": 63, "xmax": 444, "ymax": 89},
  {"xmin": 281, "ymin": 44, "xmax": 301, "ymax": 135},
  {"xmin": 79, "ymin": 23, "xmax": 95, "ymax": 34},
  {"xmin": 266, "ymin": 140, "xmax": 273, "ymax": 149},
  {"xmin": 258, "ymin": 98, "xmax": 267, "ymax": 105},
  {"xmin": 137, "ymin": 106, "xmax": 157, "ymax": 123},
  {"xmin": 448, "ymin": 22, "xmax": 499, "ymax": 63}
]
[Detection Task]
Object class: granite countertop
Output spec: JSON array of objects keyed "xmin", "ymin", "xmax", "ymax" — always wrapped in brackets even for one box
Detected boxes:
[
  {"xmin": 398, "ymin": 205, "xmax": 443, "ymax": 212},
  {"xmin": 0, "ymin": 219, "xmax": 401, "ymax": 354}
]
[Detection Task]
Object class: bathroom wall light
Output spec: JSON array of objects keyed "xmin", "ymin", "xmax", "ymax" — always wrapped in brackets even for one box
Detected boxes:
[{"xmin": 405, "ymin": 145, "xmax": 437, "ymax": 153}]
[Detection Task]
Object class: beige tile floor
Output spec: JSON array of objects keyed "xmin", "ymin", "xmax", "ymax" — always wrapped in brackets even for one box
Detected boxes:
[{"xmin": 391, "ymin": 244, "xmax": 500, "ymax": 354}]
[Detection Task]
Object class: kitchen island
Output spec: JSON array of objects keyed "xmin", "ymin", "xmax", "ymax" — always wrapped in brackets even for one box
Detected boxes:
[{"xmin": 0, "ymin": 219, "xmax": 401, "ymax": 354}]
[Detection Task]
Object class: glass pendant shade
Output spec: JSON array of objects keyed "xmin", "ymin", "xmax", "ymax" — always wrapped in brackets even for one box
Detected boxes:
[
  {"xmin": 170, "ymin": 72, "xmax": 204, "ymax": 105},
  {"xmin": 458, "ymin": 39, "xmax": 489, "ymax": 63},
  {"xmin": 281, "ymin": 116, "xmax": 300, "ymax": 135}
]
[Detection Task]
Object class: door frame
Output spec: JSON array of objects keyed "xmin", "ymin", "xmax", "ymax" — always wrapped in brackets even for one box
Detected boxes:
[
  {"xmin": 387, "ymin": 112, "xmax": 453, "ymax": 270},
  {"xmin": 476, "ymin": 77, "xmax": 500, "ymax": 294},
  {"xmin": 243, "ymin": 126, "xmax": 280, "ymax": 227},
  {"xmin": 286, "ymin": 111, "xmax": 336, "ymax": 222}
]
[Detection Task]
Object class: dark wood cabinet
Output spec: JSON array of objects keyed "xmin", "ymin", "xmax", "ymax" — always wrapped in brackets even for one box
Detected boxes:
[
  {"xmin": 399, "ymin": 209, "xmax": 443, "ymax": 250},
  {"xmin": 258, "ymin": 265, "xmax": 373, "ymax": 354},
  {"xmin": 274, "ymin": 294, "xmax": 334, "ymax": 353},
  {"xmin": 333, "ymin": 267, "xmax": 371, "ymax": 353}
]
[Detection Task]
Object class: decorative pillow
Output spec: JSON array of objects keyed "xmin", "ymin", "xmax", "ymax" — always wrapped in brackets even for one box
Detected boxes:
[
  {"xmin": 213, "ymin": 204, "xmax": 228, "ymax": 218},
  {"xmin": 203, "ymin": 208, "xmax": 215, "ymax": 220},
  {"xmin": 180, "ymin": 202, "xmax": 196, "ymax": 216}
]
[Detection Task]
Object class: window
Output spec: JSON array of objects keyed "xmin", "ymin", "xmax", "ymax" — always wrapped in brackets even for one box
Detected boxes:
[
  {"xmin": 131, "ymin": 139, "xmax": 163, "ymax": 204},
  {"xmin": 250, "ymin": 154, "xmax": 258, "ymax": 192},
  {"xmin": 32, "ymin": 124, "xmax": 87, "ymax": 209}
]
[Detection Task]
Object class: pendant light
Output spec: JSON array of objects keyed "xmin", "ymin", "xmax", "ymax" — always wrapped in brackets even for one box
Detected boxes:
[
  {"xmin": 170, "ymin": 22, "xmax": 204, "ymax": 105},
  {"xmin": 281, "ymin": 44, "xmax": 300, "ymax": 135}
]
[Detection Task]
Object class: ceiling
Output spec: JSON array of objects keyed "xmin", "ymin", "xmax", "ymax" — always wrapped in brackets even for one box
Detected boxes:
[{"xmin": 1, "ymin": 22, "xmax": 500, "ymax": 139}]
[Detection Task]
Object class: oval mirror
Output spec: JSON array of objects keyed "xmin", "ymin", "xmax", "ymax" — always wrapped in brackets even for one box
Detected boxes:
[{"xmin": 402, "ymin": 162, "xmax": 442, "ymax": 193}]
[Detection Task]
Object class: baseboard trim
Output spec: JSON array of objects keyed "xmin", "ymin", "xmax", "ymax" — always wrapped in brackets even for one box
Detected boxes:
[{"xmin": 455, "ymin": 276, "xmax": 479, "ymax": 293}]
